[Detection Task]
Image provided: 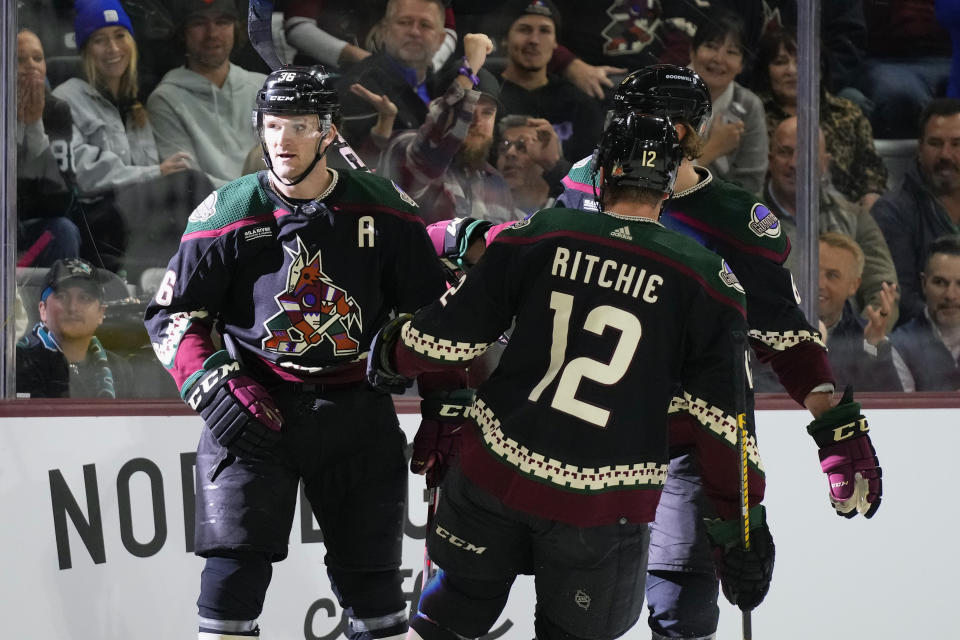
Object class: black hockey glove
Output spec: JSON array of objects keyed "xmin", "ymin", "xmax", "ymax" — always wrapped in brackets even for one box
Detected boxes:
[
  {"xmin": 807, "ymin": 386, "xmax": 882, "ymax": 519},
  {"xmin": 184, "ymin": 351, "xmax": 283, "ymax": 459},
  {"xmin": 414, "ymin": 389, "xmax": 475, "ymax": 487},
  {"xmin": 367, "ymin": 314, "xmax": 415, "ymax": 394},
  {"xmin": 705, "ymin": 505, "xmax": 775, "ymax": 611}
]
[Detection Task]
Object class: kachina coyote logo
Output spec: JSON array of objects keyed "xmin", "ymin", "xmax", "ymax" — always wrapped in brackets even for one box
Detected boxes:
[{"xmin": 262, "ymin": 237, "xmax": 362, "ymax": 356}]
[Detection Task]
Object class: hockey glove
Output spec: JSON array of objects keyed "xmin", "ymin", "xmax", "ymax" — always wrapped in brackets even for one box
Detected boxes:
[
  {"xmin": 367, "ymin": 314, "xmax": 415, "ymax": 394},
  {"xmin": 705, "ymin": 505, "xmax": 775, "ymax": 611},
  {"xmin": 806, "ymin": 386, "xmax": 882, "ymax": 519},
  {"xmin": 184, "ymin": 351, "xmax": 283, "ymax": 459},
  {"xmin": 426, "ymin": 217, "xmax": 493, "ymax": 273},
  {"xmin": 412, "ymin": 389, "xmax": 474, "ymax": 488}
]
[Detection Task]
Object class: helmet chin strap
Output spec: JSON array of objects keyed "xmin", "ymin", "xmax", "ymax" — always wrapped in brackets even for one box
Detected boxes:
[{"xmin": 266, "ymin": 135, "xmax": 329, "ymax": 187}]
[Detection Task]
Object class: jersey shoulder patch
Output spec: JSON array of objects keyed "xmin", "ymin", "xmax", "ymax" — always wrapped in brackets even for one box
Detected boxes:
[
  {"xmin": 673, "ymin": 179, "xmax": 788, "ymax": 257},
  {"xmin": 183, "ymin": 174, "xmax": 274, "ymax": 235},
  {"xmin": 335, "ymin": 170, "xmax": 420, "ymax": 216}
]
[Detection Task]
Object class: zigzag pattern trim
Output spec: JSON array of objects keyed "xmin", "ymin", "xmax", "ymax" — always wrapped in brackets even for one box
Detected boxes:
[
  {"xmin": 668, "ymin": 393, "xmax": 765, "ymax": 472},
  {"xmin": 401, "ymin": 322, "xmax": 490, "ymax": 362},
  {"xmin": 473, "ymin": 398, "xmax": 668, "ymax": 492},
  {"xmin": 152, "ymin": 310, "xmax": 209, "ymax": 368},
  {"xmin": 747, "ymin": 328, "xmax": 825, "ymax": 352}
]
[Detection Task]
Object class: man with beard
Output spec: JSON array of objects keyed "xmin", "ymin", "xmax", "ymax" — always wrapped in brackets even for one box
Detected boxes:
[
  {"xmin": 872, "ymin": 98, "xmax": 960, "ymax": 326},
  {"xmin": 496, "ymin": 0, "xmax": 603, "ymax": 164},
  {"xmin": 337, "ymin": 0, "xmax": 450, "ymax": 157},
  {"xmin": 890, "ymin": 234, "xmax": 960, "ymax": 390},
  {"xmin": 147, "ymin": 0, "xmax": 266, "ymax": 187},
  {"xmin": 377, "ymin": 33, "xmax": 517, "ymax": 224}
]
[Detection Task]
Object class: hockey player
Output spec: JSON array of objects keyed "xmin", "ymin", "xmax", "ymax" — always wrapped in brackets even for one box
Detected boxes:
[
  {"xmin": 368, "ymin": 112, "xmax": 775, "ymax": 640},
  {"xmin": 144, "ymin": 66, "xmax": 457, "ymax": 640},
  {"xmin": 556, "ymin": 65, "xmax": 883, "ymax": 640}
]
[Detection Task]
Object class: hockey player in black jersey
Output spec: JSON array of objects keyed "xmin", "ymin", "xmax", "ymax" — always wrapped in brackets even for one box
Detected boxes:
[
  {"xmin": 144, "ymin": 66, "xmax": 459, "ymax": 640},
  {"xmin": 368, "ymin": 112, "xmax": 775, "ymax": 640},
  {"xmin": 558, "ymin": 65, "xmax": 882, "ymax": 640}
]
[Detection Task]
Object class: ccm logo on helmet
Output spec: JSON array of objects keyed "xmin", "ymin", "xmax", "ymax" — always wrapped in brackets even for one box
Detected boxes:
[{"xmin": 269, "ymin": 95, "xmax": 295, "ymax": 102}]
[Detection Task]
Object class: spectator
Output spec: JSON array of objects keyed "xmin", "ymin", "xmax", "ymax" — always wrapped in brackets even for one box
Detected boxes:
[
  {"xmin": 495, "ymin": 115, "xmax": 560, "ymax": 216},
  {"xmin": 284, "ymin": 0, "xmax": 457, "ymax": 72},
  {"xmin": 818, "ymin": 232, "xmax": 902, "ymax": 392},
  {"xmin": 752, "ymin": 28, "xmax": 888, "ymax": 211},
  {"xmin": 891, "ymin": 235, "xmax": 960, "ymax": 391},
  {"xmin": 767, "ymin": 116, "xmax": 899, "ymax": 326},
  {"xmin": 376, "ymin": 33, "xmax": 518, "ymax": 224},
  {"xmin": 495, "ymin": 0, "xmax": 602, "ymax": 163},
  {"xmin": 16, "ymin": 27, "xmax": 82, "ymax": 268},
  {"xmin": 52, "ymin": 0, "xmax": 213, "ymax": 279},
  {"xmin": 872, "ymin": 98, "xmax": 960, "ymax": 327},
  {"xmin": 336, "ymin": 0, "xmax": 450, "ymax": 156},
  {"xmin": 688, "ymin": 9, "xmax": 768, "ymax": 195},
  {"xmin": 147, "ymin": 0, "xmax": 266, "ymax": 188},
  {"xmin": 858, "ymin": 0, "xmax": 951, "ymax": 139},
  {"xmin": 16, "ymin": 257, "xmax": 133, "ymax": 398}
]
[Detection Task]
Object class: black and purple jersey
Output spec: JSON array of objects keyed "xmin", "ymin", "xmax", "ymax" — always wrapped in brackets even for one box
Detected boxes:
[
  {"xmin": 144, "ymin": 169, "xmax": 449, "ymax": 391},
  {"xmin": 394, "ymin": 207, "xmax": 765, "ymax": 528}
]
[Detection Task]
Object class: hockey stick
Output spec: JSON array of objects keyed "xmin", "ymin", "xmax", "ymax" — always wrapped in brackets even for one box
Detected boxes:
[
  {"xmin": 248, "ymin": 0, "xmax": 285, "ymax": 71},
  {"xmin": 422, "ymin": 485, "xmax": 440, "ymax": 590},
  {"xmin": 732, "ymin": 330, "xmax": 752, "ymax": 640}
]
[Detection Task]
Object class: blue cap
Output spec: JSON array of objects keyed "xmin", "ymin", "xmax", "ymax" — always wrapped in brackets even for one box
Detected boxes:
[{"xmin": 74, "ymin": 0, "xmax": 134, "ymax": 50}]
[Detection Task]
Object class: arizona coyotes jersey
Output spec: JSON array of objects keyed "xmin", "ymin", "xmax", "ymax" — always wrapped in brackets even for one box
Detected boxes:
[
  {"xmin": 559, "ymin": 160, "xmax": 833, "ymax": 404},
  {"xmin": 394, "ymin": 207, "xmax": 764, "ymax": 527},
  {"xmin": 144, "ymin": 169, "xmax": 449, "ymax": 390}
]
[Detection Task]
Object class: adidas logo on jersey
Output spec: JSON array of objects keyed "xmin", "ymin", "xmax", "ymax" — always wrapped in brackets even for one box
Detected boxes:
[{"xmin": 610, "ymin": 226, "xmax": 633, "ymax": 241}]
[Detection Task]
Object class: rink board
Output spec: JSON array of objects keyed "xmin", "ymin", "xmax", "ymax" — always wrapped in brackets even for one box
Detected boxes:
[{"xmin": 0, "ymin": 408, "xmax": 954, "ymax": 639}]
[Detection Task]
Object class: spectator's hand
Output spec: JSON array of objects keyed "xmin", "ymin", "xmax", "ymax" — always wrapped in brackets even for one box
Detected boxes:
[
  {"xmin": 563, "ymin": 58, "xmax": 627, "ymax": 100},
  {"xmin": 463, "ymin": 33, "xmax": 494, "ymax": 73},
  {"xmin": 160, "ymin": 151, "xmax": 194, "ymax": 175},
  {"xmin": 350, "ymin": 83, "xmax": 398, "ymax": 141},
  {"xmin": 17, "ymin": 73, "xmax": 45, "ymax": 125},
  {"xmin": 526, "ymin": 117, "xmax": 563, "ymax": 172},
  {"xmin": 863, "ymin": 281, "xmax": 896, "ymax": 345},
  {"xmin": 703, "ymin": 117, "xmax": 744, "ymax": 159}
]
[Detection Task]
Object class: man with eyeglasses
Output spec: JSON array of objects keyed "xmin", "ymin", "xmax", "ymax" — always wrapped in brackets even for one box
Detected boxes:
[{"xmin": 495, "ymin": 114, "xmax": 564, "ymax": 217}]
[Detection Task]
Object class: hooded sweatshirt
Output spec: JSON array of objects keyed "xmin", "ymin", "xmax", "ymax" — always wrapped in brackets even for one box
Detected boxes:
[{"xmin": 147, "ymin": 63, "xmax": 265, "ymax": 188}]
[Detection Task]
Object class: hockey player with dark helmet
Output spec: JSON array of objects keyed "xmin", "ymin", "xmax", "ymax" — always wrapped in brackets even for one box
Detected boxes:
[
  {"xmin": 253, "ymin": 65, "xmax": 342, "ymax": 185},
  {"xmin": 612, "ymin": 64, "xmax": 713, "ymax": 137},
  {"xmin": 592, "ymin": 111, "xmax": 683, "ymax": 211}
]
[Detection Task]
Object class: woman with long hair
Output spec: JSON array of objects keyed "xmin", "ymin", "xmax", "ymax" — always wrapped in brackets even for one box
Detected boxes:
[
  {"xmin": 52, "ymin": 0, "xmax": 211, "ymax": 279},
  {"xmin": 751, "ymin": 28, "xmax": 888, "ymax": 212}
]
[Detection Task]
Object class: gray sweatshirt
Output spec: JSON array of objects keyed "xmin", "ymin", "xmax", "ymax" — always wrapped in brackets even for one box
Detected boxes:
[
  {"xmin": 147, "ymin": 64, "xmax": 266, "ymax": 188},
  {"xmin": 52, "ymin": 77, "xmax": 161, "ymax": 196}
]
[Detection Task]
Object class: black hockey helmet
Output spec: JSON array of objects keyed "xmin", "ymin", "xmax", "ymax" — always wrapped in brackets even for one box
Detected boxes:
[
  {"xmin": 252, "ymin": 65, "xmax": 340, "ymax": 185},
  {"xmin": 594, "ymin": 112, "xmax": 682, "ymax": 198},
  {"xmin": 613, "ymin": 64, "xmax": 712, "ymax": 136}
]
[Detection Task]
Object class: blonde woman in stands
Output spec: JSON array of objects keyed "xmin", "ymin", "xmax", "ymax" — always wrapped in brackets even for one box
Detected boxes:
[{"xmin": 51, "ymin": 0, "xmax": 211, "ymax": 279}]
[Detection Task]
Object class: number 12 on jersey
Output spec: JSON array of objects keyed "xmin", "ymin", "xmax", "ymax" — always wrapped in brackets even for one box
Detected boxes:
[{"xmin": 528, "ymin": 291, "xmax": 642, "ymax": 428}]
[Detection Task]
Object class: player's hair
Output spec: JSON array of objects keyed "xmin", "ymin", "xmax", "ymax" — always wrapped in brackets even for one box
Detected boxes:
[
  {"xmin": 820, "ymin": 231, "xmax": 865, "ymax": 278},
  {"xmin": 924, "ymin": 234, "xmax": 960, "ymax": 271},
  {"xmin": 678, "ymin": 122, "xmax": 704, "ymax": 161},
  {"xmin": 603, "ymin": 183, "xmax": 666, "ymax": 208},
  {"xmin": 918, "ymin": 98, "xmax": 960, "ymax": 140},
  {"xmin": 80, "ymin": 28, "xmax": 147, "ymax": 129}
]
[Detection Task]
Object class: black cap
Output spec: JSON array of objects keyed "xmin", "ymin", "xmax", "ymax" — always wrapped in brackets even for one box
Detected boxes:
[
  {"xmin": 41, "ymin": 258, "xmax": 106, "ymax": 301},
  {"xmin": 182, "ymin": 0, "xmax": 238, "ymax": 21},
  {"xmin": 510, "ymin": 0, "xmax": 561, "ymax": 35},
  {"xmin": 476, "ymin": 68, "xmax": 502, "ymax": 108}
]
